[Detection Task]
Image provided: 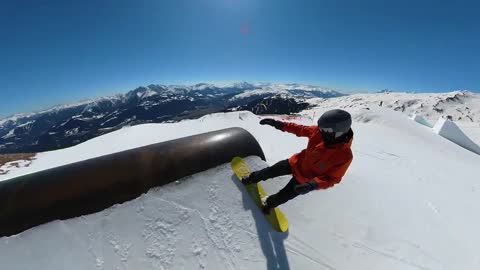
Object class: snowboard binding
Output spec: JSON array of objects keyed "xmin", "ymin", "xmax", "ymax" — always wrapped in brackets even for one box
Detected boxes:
[
  {"xmin": 261, "ymin": 196, "xmax": 273, "ymax": 215},
  {"xmin": 241, "ymin": 173, "xmax": 260, "ymax": 185}
]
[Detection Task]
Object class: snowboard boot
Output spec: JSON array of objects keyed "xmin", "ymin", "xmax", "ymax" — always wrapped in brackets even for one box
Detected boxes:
[
  {"xmin": 242, "ymin": 172, "xmax": 261, "ymax": 186},
  {"xmin": 261, "ymin": 196, "xmax": 273, "ymax": 215}
]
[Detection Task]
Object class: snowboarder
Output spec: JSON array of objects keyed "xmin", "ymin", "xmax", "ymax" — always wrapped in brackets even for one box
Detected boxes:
[{"xmin": 243, "ymin": 109, "xmax": 354, "ymax": 214}]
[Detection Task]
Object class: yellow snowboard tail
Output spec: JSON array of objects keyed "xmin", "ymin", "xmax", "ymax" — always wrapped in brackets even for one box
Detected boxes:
[{"xmin": 231, "ymin": 157, "xmax": 289, "ymax": 233}]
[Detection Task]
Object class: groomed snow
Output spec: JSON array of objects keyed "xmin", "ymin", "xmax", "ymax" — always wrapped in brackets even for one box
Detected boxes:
[{"xmin": 1, "ymin": 108, "xmax": 480, "ymax": 269}]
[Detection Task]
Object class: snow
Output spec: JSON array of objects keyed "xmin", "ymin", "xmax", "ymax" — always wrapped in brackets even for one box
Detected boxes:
[
  {"xmin": 1, "ymin": 121, "xmax": 35, "ymax": 139},
  {"xmin": 272, "ymin": 83, "xmax": 338, "ymax": 93},
  {"xmin": 100, "ymin": 116, "xmax": 118, "ymax": 126},
  {"xmin": 229, "ymin": 83, "xmax": 341, "ymax": 101},
  {"xmin": 0, "ymin": 95, "xmax": 124, "ymax": 128},
  {"xmin": 65, "ymin": 127, "xmax": 80, "ymax": 137},
  {"xmin": 0, "ymin": 114, "xmax": 36, "ymax": 127},
  {"xmin": 137, "ymin": 88, "xmax": 158, "ymax": 99},
  {"xmin": 1, "ymin": 129, "xmax": 15, "ymax": 139},
  {"xmin": 1, "ymin": 108, "xmax": 480, "ymax": 269},
  {"xmin": 458, "ymin": 121, "xmax": 480, "ymax": 145},
  {"xmin": 410, "ymin": 113, "xmax": 433, "ymax": 128},
  {"xmin": 0, "ymin": 159, "xmax": 34, "ymax": 175},
  {"xmin": 230, "ymin": 88, "xmax": 284, "ymax": 100},
  {"xmin": 16, "ymin": 120, "xmax": 35, "ymax": 128},
  {"xmin": 433, "ymin": 117, "xmax": 480, "ymax": 155},
  {"xmin": 307, "ymin": 90, "xmax": 480, "ymax": 138},
  {"xmin": 0, "ymin": 159, "xmax": 291, "ymax": 270}
]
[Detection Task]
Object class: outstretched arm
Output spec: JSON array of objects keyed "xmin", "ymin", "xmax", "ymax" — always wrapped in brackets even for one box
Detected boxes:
[
  {"xmin": 281, "ymin": 122, "xmax": 315, "ymax": 137},
  {"xmin": 259, "ymin": 118, "xmax": 284, "ymax": 130},
  {"xmin": 259, "ymin": 118, "xmax": 315, "ymax": 137}
]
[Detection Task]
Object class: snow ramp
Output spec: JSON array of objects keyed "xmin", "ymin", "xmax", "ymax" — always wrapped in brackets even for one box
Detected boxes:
[
  {"xmin": 433, "ymin": 117, "xmax": 480, "ymax": 155},
  {"xmin": 410, "ymin": 113, "xmax": 433, "ymax": 128},
  {"xmin": 0, "ymin": 128, "xmax": 265, "ymax": 237}
]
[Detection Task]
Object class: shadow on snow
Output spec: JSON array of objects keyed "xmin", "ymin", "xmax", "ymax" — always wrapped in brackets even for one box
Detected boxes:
[{"xmin": 230, "ymin": 174, "xmax": 290, "ymax": 270}]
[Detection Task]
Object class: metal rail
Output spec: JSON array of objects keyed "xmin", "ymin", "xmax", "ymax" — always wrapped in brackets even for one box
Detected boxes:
[{"xmin": 0, "ymin": 127, "xmax": 265, "ymax": 237}]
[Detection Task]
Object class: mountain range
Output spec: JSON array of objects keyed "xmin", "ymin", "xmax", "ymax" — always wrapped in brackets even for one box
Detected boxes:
[
  {"xmin": 2, "ymin": 82, "xmax": 479, "ymax": 154},
  {"xmin": 0, "ymin": 83, "xmax": 342, "ymax": 154}
]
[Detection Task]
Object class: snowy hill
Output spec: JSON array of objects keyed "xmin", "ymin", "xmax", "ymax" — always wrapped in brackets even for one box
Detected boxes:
[
  {"xmin": 1, "ymin": 107, "xmax": 480, "ymax": 269},
  {"xmin": 0, "ymin": 82, "xmax": 342, "ymax": 154},
  {"xmin": 307, "ymin": 90, "xmax": 480, "ymax": 144}
]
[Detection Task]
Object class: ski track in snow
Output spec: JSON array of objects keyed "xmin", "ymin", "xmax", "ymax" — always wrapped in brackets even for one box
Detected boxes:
[
  {"xmin": 351, "ymin": 242, "xmax": 430, "ymax": 270},
  {"xmin": 286, "ymin": 235, "xmax": 336, "ymax": 270},
  {"xmin": 330, "ymin": 231, "xmax": 443, "ymax": 270}
]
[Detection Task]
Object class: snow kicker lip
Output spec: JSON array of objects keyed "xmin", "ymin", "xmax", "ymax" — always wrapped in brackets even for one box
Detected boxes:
[{"xmin": 0, "ymin": 127, "xmax": 266, "ymax": 237}]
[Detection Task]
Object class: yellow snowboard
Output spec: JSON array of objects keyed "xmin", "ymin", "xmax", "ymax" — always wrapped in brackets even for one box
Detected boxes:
[{"xmin": 231, "ymin": 157, "xmax": 288, "ymax": 233}]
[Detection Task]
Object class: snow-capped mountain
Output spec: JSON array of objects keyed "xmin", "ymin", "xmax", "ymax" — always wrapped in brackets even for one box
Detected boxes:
[
  {"xmin": 2, "ymin": 83, "xmax": 479, "ymax": 154},
  {"xmin": 308, "ymin": 90, "xmax": 480, "ymax": 143},
  {"xmin": 309, "ymin": 90, "xmax": 479, "ymax": 122},
  {"xmin": 0, "ymin": 83, "xmax": 343, "ymax": 154},
  {"xmin": 226, "ymin": 95, "xmax": 311, "ymax": 115}
]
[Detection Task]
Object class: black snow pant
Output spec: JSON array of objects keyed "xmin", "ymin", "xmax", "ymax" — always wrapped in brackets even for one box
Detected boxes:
[{"xmin": 250, "ymin": 159, "xmax": 300, "ymax": 208}]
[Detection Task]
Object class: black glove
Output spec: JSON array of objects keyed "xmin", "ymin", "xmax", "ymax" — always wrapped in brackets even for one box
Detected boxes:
[
  {"xmin": 294, "ymin": 180, "xmax": 318, "ymax": 194},
  {"xmin": 259, "ymin": 118, "xmax": 283, "ymax": 130}
]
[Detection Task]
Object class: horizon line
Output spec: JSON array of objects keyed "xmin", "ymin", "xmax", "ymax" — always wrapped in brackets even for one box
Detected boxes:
[{"xmin": 0, "ymin": 82, "xmax": 476, "ymax": 120}]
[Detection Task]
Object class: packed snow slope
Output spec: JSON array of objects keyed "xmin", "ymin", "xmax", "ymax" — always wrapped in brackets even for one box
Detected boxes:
[{"xmin": 1, "ymin": 109, "xmax": 480, "ymax": 270}]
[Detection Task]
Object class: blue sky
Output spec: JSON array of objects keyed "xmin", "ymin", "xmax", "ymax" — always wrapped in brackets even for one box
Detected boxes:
[{"xmin": 1, "ymin": 0, "xmax": 479, "ymax": 117}]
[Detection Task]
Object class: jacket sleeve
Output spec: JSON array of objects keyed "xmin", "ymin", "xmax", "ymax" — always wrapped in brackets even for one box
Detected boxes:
[
  {"xmin": 312, "ymin": 158, "xmax": 353, "ymax": 190},
  {"xmin": 281, "ymin": 123, "xmax": 315, "ymax": 137}
]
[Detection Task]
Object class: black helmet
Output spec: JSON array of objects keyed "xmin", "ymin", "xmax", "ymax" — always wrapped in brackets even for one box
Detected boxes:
[{"xmin": 317, "ymin": 109, "xmax": 352, "ymax": 140}]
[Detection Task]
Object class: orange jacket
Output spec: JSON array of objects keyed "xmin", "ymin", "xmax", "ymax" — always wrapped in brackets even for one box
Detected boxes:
[{"xmin": 281, "ymin": 122, "xmax": 353, "ymax": 190}]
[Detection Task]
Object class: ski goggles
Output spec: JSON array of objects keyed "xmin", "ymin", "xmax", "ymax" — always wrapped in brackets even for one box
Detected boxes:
[{"xmin": 319, "ymin": 127, "xmax": 345, "ymax": 138}]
